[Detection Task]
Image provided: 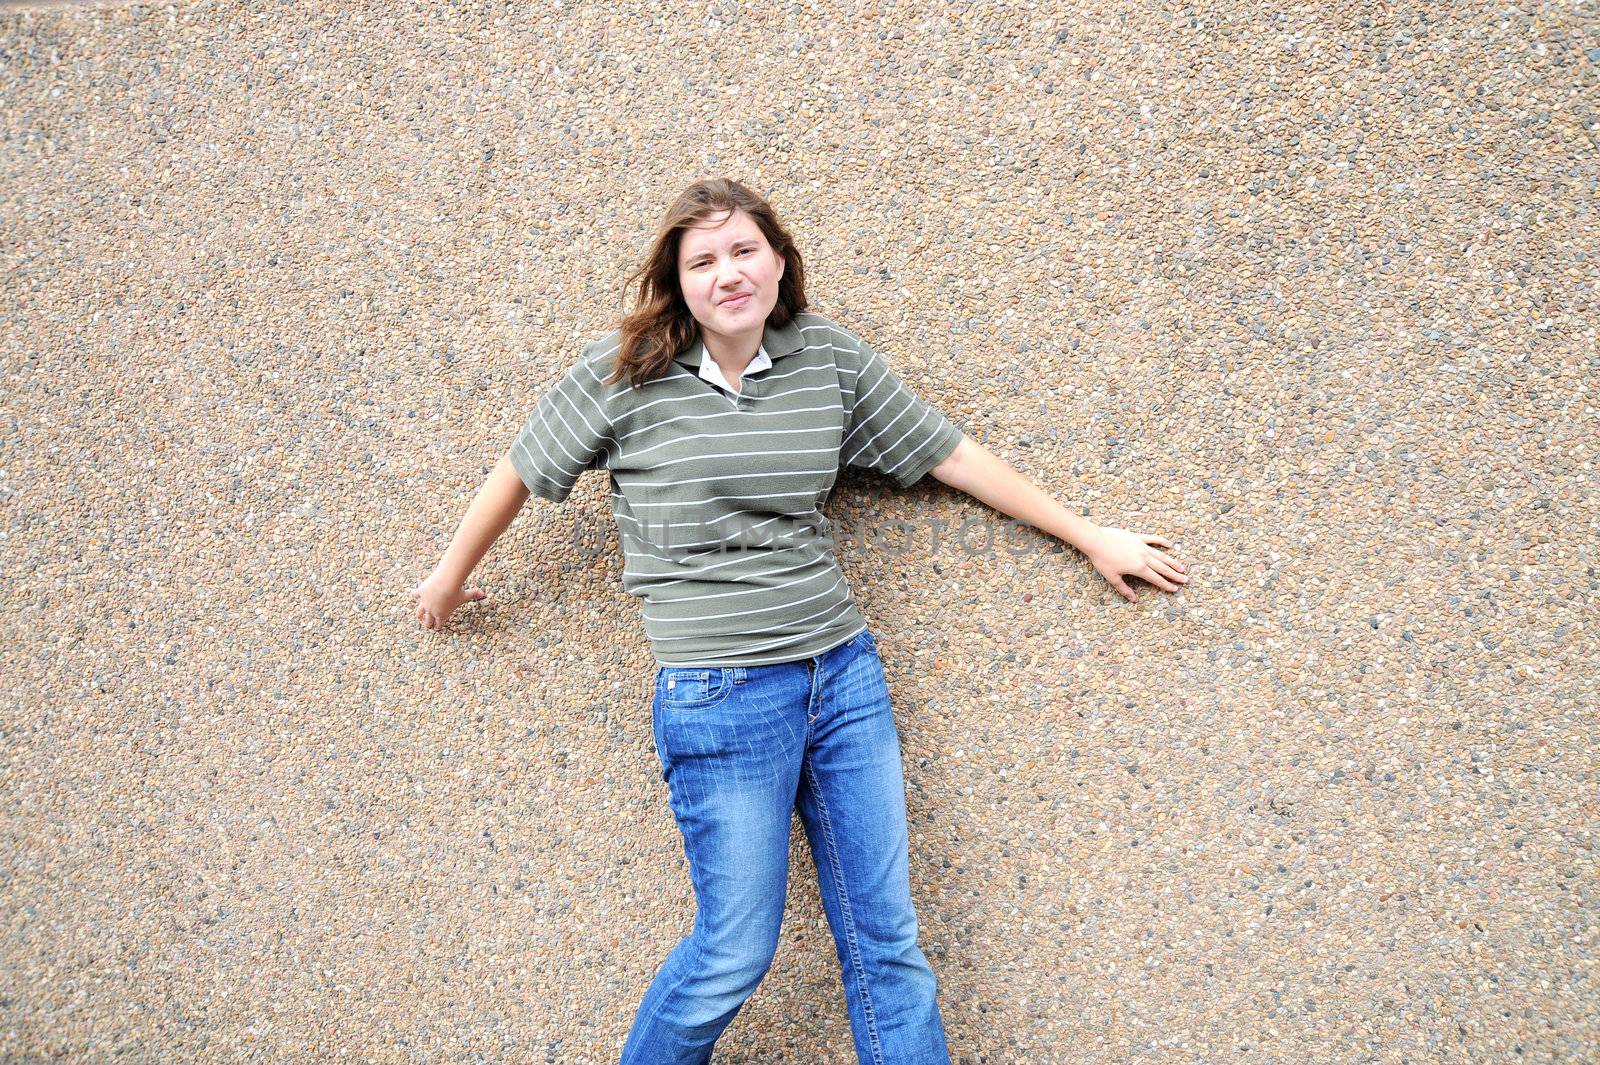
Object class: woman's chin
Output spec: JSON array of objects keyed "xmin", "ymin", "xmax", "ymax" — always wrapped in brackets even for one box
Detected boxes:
[{"xmin": 711, "ymin": 310, "xmax": 765, "ymax": 332}]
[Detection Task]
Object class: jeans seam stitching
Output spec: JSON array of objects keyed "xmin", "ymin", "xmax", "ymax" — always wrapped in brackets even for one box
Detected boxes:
[{"xmin": 804, "ymin": 755, "xmax": 886, "ymax": 1064}]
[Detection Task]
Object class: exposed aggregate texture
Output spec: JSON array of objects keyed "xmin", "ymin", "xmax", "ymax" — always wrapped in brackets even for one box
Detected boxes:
[{"xmin": 2, "ymin": 0, "xmax": 1596, "ymax": 1061}]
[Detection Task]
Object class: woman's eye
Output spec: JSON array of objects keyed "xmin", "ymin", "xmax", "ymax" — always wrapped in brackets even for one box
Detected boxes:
[{"xmin": 690, "ymin": 249, "xmax": 752, "ymax": 268}]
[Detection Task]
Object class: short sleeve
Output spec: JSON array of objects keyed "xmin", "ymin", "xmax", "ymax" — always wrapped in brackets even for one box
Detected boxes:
[
  {"xmin": 506, "ymin": 345, "xmax": 617, "ymax": 503},
  {"xmin": 839, "ymin": 334, "xmax": 964, "ymax": 488}
]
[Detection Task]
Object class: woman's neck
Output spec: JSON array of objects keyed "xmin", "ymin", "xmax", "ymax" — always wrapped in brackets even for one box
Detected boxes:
[{"xmin": 701, "ymin": 325, "xmax": 762, "ymax": 371}]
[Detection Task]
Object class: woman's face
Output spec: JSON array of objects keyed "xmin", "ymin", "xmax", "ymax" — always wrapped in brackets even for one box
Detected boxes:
[{"xmin": 675, "ymin": 208, "xmax": 786, "ymax": 345}]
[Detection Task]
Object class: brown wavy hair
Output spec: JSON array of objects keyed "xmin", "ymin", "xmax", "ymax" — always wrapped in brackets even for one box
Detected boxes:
[{"xmin": 602, "ymin": 178, "xmax": 809, "ymax": 390}]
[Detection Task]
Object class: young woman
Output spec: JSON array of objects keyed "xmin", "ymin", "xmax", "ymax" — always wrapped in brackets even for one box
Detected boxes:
[{"xmin": 411, "ymin": 178, "xmax": 1188, "ymax": 1064}]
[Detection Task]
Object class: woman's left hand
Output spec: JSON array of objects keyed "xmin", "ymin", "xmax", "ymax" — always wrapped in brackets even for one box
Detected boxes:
[{"xmin": 1082, "ymin": 525, "xmax": 1190, "ymax": 602}]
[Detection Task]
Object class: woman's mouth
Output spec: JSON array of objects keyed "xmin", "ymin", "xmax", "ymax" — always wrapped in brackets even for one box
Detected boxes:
[{"xmin": 720, "ymin": 293, "xmax": 751, "ymax": 308}]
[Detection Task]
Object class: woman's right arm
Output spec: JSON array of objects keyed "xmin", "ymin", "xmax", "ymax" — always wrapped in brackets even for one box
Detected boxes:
[
  {"xmin": 410, "ymin": 455, "xmax": 531, "ymax": 630},
  {"xmin": 413, "ymin": 339, "xmax": 615, "ymax": 630}
]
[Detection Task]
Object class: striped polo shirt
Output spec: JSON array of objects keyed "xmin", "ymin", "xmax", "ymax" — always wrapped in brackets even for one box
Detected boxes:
[{"xmin": 506, "ymin": 310, "xmax": 964, "ymax": 666}]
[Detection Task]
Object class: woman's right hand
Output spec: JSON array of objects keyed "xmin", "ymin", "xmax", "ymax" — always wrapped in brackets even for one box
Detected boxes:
[{"xmin": 410, "ymin": 571, "xmax": 488, "ymax": 631}]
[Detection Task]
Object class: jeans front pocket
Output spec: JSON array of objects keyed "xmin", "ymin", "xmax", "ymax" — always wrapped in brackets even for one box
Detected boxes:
[{"xmin": 659, "ymin": 666, "xmax": 740, "ymax": 711}]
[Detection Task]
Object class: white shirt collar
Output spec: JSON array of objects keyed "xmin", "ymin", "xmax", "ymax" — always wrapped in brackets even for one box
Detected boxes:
[{"xmin": 699, "ymin": 342, "xmax": 771, "ymax": 396}]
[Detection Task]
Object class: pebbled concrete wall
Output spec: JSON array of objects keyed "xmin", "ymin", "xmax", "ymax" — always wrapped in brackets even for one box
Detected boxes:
[{"xmin": 2, "ymin": 1, "xmax": 1594, "ymax": 1061}]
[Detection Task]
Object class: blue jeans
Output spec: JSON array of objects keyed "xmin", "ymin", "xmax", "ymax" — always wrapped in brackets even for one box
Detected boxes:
[{"xmin": 620, "ymin": 627, "xmax": 951, "ymax": 1065}]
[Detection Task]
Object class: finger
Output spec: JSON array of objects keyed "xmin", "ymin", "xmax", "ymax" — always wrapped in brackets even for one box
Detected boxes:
[
  {"xmin": 1141, "ymin": 566, "xmax": 1181, "ymax": 593},
  {"xmin": 1148, "ymin": 546, "xmax": 1186, "ymax": 572},
  {"xmin": 1150, "ymin": 557, "xmax": 1189, "ymax": 584},
  {"xmin": 1143, "ymin": 535, "xmax": 1172, "ymax": 548},
  {"xmin": 1110, "ymin": 578, "xmax": 1135, "ymax": 602}
]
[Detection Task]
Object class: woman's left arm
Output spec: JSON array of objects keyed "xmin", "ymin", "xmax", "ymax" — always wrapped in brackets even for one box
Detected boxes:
[{"xmin": 928, "ymin": 435, "xmax": 1190, "ymax": 602}]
